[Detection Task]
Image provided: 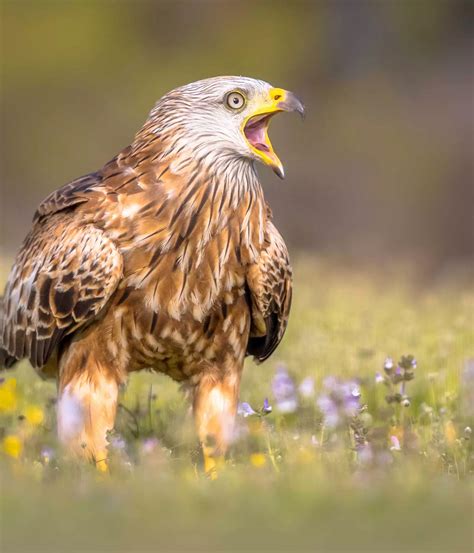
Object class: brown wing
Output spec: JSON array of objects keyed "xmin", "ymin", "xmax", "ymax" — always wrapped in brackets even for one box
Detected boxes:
[
  {"xmin": 246, "ymin": 221, "xmax": 292, "ymax": 362},
  {"xmin": 33, "ymin": 171, "xmax": 102, "ymax": 222},
  {"xmin": 0, "ymin": 213, "xmax": 122, "ymax": 369}
]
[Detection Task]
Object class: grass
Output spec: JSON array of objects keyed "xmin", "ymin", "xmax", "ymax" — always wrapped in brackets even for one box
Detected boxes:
[{"xmin": 0, "ymin": 257, "xmax": 473, "ymax": 552}]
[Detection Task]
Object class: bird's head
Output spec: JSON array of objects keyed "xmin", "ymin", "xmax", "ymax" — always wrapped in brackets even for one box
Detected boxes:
[{"xmin": 147, "ymin": 76, "xmax": 304, "ymax": 179}]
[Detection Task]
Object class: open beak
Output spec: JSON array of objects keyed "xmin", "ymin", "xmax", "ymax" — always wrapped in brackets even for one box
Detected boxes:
[{"xmin": 242, "ymin": 88, "xmax": 305, "ymax": 179}]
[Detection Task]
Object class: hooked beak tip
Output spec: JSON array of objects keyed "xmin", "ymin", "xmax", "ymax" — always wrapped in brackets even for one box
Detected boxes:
[
  {"xmin": 273, "ymin": 165, "xmax": 285, "ymax": 179},
  {"xmin": 277, "ymin": 91, "xmax": 305, "ymax": 119},
  {"xmin": 297, "ymin": 103, "xmax": 306, "ymax": 120},
  {"xmin": 295, "ymin": 100, "xmax": 305, "ymax": 120}
]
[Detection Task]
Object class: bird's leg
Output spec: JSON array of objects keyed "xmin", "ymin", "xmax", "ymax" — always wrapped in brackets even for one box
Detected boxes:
[
  {"xmin": 193, "ymin": 366, "xmax": 241, "ymax": 478},
  {"xmin": 57, "ymin": 340, "xmax": 123, "ymax": 472}
]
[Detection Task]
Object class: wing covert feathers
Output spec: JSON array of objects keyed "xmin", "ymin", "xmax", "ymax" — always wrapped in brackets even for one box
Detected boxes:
[
  {"xmin": 246, "ymin": 221, "xmax": 292, "ymax": 362},
  {"xmin": 34, "ymin": 172, "xmax": 102, "ymax": 222},
  {"xmin": 0, "ymin": 215, "xmax": 122, "ymax": 369}
]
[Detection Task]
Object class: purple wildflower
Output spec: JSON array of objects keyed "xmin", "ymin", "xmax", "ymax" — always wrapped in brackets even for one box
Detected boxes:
[
  {"xmin": 384, "ymin": 357, "xmax": 394, "ymax": 372},
  {"xmin": 341, "ymin": 381, "xmax": 361, "ymax": 417},
  {"xmin": 375, "ymin": 372, "xmax": 385, "ymax": 384},
  {"xmin": 272, "ymin": 365, "xmax": 298, "ymax": 413},
  {"xmin": 142, "ymin": 437, "xmax": 160, "ymax": 455},
  {"xmin": 238, "ymin": 398, "xmax": 272, "ymax": 418},
  {"xmin": 299, "ymin": 376, "xmax": 315, "ymax": 398},
  {"xmin": 262, "ymin": 398, "xmax": 272, "ymax": 415},
  {"xmin": 384, "ymin": 354, "xmax": 417, "ymax": 405},
  {"xmin": 323, "ymin": 376, "xmax": 338, "ymax": 390},
  {"xmin": 237, "ymin": 402, "xmax": 258, "ymax": 417},
  {"xmin": 40, "ymin": 447, "xmax": 54, "ymax": 464},
  {"xmin": 109, "ymin": 434, "xmax": 127, "ymax": 451},
  {"xmin": 317, "ymin": 394, "xmax": 340, "ymax": 427},
  {"xmin": 317, "ymin": 378, "xmax": 362, "ymax": 428}
]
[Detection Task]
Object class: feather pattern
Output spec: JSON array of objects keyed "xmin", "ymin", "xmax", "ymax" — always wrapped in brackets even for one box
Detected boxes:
[
  {"xmin": 0, "ymin": 76, "xmax": 297, "ymax": 466},
  {"xmin": 1, "ymin": 215, "xmax": 122, "ymax": 370},
  {"xmin": 1, "ymin": 75, "xmax": 292, "ymax": 388}
]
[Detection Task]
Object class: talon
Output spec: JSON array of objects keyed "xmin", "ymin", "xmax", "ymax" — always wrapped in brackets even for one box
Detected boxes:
[
  {"xmin": 95, "ymin": 453, "xmax": 109, "ymax": 473},
  {"xmin": 204, "ymin": 453, "xmax": 224, "ymax": 479}
]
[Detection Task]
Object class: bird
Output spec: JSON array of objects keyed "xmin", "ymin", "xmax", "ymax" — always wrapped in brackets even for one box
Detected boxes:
[{"xmin": 0, "ymin": 76, "xmax": 303, "ymax": 473}]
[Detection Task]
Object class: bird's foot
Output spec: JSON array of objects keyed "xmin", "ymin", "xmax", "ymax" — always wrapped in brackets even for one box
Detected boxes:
[
  {"xmin": 204, "ymin": 453, "xmax": 224, "ymax": 480},
  {"xmin": 95, "ymin": 452, "xmax": 109, "ymax": 473}
]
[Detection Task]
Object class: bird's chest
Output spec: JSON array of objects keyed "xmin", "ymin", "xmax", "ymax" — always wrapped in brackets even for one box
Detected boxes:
[
  {"xmin": 104, "ymin": 176, "xmax": 266, "ymax": 377},
  {"xmin": 114, "ymin": 282, "xmax": 250, "ymax": 381},
  {"xmin": 110, "ymin": 241, "xmax": 251, "ymax": 379}
]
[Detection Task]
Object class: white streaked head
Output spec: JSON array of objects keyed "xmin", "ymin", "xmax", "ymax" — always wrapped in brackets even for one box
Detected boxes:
[{"xmin": 146, "ymin": 76, "xmax": 304, "ymax": 179}]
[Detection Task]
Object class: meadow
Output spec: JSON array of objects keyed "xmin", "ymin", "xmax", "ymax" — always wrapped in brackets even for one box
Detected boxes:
[{"xmin": 0, "ymin": 257, "xmax": 473, "ymax": 552}]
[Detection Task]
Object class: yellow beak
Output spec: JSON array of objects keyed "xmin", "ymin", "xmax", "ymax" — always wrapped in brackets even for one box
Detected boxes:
[{"xmin": 242, "ymin": 88, "xmax": 305, "ymax": 179}]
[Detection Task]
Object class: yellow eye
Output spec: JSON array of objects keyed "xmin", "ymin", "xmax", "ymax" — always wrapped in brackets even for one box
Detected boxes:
[{"xmin": 226, "ymin": 91, "xmax": 246, "ymax": 110}]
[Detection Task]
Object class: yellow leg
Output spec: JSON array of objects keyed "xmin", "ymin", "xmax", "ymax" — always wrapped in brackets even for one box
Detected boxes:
[
  {"xmin": 193, "ymin": 367, "xmax": 241, "ymax": 479},
  {"xmin": 57, "ymin": 342, "xmax": 121, "ymax": 471},
  {"xmin": 95, "ymin": 454, "xmax": 109, "ymax": 473},
  {"xmin": 203, "ymin": 452, "xmax": 224, "ymax": 480}
]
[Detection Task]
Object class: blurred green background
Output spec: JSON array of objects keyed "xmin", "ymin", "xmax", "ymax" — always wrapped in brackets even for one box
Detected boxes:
[{"xmin": 1, "ymin": 0, "xmax": 473, "ymax": 270}]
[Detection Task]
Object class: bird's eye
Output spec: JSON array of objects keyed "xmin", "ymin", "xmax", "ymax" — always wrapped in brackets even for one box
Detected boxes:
[{"xmin": 226, "ymin": 91, "xmax": 246, "ymax": 110}]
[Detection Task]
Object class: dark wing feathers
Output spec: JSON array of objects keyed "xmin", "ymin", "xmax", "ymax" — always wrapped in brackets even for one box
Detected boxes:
[
  {"xmin": 0, "ymin": 214, "xmax": 122, "ymax": 369},
  {"xmin": 33, "ymin": 172, "xmax": 101, "ymax": 222},
  {"xmin": 246, "ymin": 221, "xmax": 292, "ymax": 362}
]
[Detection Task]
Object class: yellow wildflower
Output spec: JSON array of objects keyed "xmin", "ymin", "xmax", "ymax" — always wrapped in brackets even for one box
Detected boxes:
[
  {"xmin": 3, "ymin": 435, "xmax": 22, "ymax": 459},
  {"xmin": 0, "ymin": 378, "xmax": 17, "ymax": 413},
  {"xmin": 25, "ymin": 405, "xmax": 44, "ymax": 426},
  {"xmin": 250, "ymin": 453, "xmax": 266, "ymax": 468}
]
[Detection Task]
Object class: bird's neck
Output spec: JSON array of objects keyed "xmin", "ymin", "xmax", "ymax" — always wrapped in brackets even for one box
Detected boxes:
[
  {"xmin": 166, "ymin": 149, "xmax": 266, "ymax": 261},
  {"xmin": 119, "ymin": 131, "xmax": 267, "ymax": 266},
  {"xmin": 133, "ymin": 126, "xmax": 261, "ymax": 192}
]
